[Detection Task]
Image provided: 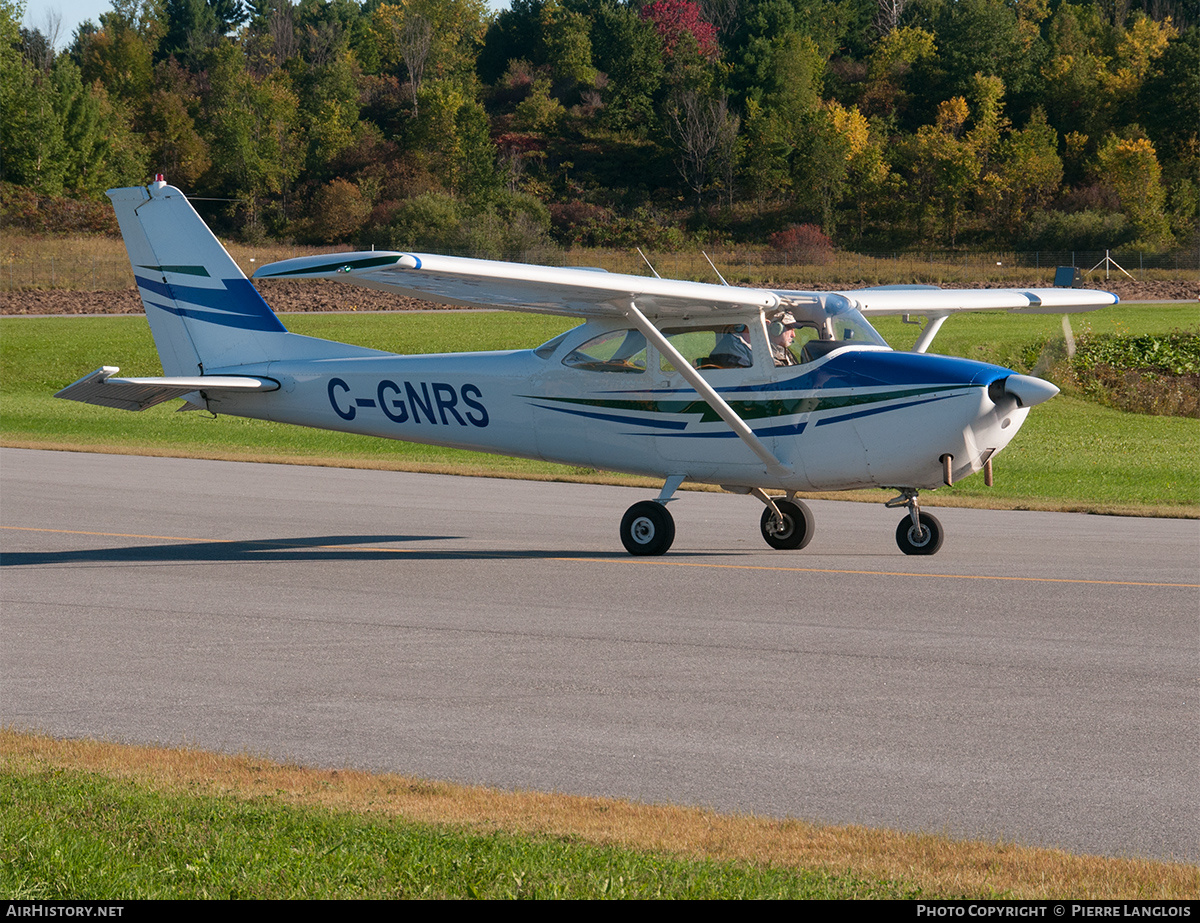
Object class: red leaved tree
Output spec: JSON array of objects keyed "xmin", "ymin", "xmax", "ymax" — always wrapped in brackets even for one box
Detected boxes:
[{"xmin": 639, "ymin": 0, "xmax": 719, "ymax": 60}]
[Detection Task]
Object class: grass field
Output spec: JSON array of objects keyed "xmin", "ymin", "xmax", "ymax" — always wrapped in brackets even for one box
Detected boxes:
[
  {"xmin": 2, "ymin": 304, "xmax": 1197, "ymax": 514},
  {"xmin": 4, "ymin": 730, "xmax": 1195, "ymax": 900}
]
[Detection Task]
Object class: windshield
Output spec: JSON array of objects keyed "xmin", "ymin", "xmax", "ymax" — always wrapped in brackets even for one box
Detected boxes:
[{"xmin": 780, "ymin": 293, "xmax": 889, "ymax": 349}]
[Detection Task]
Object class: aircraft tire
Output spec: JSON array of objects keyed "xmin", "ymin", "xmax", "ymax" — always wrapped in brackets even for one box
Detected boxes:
[
  {"xmin": 620, "ymin": 501, "xmax": 675, "ymax": 556},
  {"xmin": 896, "ymin": 512, "xmax": 943, "ymax": 555},
  {"xmin": 759, "ymin": 499, "xmax": 815, "ymax": 550}
]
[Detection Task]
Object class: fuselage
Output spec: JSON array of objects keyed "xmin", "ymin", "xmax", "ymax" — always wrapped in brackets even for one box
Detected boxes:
[{"xmin": 205, "ymin": 315, "xmax": 1031, "ymax": 494}]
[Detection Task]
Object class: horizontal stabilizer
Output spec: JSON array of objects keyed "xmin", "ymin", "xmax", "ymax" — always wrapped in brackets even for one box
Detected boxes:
[{"xmin": 55, "ymin": 367, "xmax": 278, "ymax": 412}]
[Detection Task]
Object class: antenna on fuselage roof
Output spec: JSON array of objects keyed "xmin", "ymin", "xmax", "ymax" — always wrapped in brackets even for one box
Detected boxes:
[
  {"xmin": 702, "ymin": 251, "xmax": 730, "ymax": 286},
  {"xmin": 636, "ymin": 247, "xmax": 661, "ymax": 279}
]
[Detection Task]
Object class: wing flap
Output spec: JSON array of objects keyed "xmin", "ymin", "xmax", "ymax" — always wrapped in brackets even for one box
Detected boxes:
[
  {"xmin": 253, "ymin": 251, "xmax": 779, "ymax": 319},
  {"xmin": 55, "ymin": 367, "xmax": 279, "ymax": 412}
]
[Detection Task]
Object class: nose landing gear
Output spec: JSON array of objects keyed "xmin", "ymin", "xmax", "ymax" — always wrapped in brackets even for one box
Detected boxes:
[{"xmin": 886, "ymin": 489, "xmax": 944, "ymax": 555}]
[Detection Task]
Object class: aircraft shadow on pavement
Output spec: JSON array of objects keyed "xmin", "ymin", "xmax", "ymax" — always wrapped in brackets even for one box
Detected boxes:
[{"xmin": 0, "ymin": 534, "xmax": 654, "ymax": 566}]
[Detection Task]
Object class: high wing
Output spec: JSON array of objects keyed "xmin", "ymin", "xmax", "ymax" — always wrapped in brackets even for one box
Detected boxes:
[
  {"xmin": 251, "ymin": 251, "xmax": 779, "ymax": 318},
  {"xmin": 253, "ymin": 250, "xmax": 1117, "ymax": 326},
  {"xmin": 56, "ymin": 366, "xmax": 278, "ymax": 412}
]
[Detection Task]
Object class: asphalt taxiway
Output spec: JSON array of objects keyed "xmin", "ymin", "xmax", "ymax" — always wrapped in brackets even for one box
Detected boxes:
[{"xmin": 2, "ymin": 448, "xmax": 1196, "ymax": 861}]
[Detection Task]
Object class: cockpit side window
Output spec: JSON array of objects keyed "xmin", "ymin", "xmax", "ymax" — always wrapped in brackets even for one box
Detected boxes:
[
  {"xmin": 660, "ymin": 325, "xmax": 756, "ymax": 372},
  {"xmin": 562, "ymin": 329, "xmax": 647, "ymax": 373}
]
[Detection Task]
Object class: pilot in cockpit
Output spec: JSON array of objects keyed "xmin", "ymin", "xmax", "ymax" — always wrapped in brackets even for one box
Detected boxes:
[{"xmin": 768, "ymin": 311, "xmax": 800, "ymax": 366}]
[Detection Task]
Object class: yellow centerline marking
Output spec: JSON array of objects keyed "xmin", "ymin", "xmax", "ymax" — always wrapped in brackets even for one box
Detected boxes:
[
  {"xmin": 6, "ymin": 525, "xmax": 1197, "ymax": 588},
  {"xmin": 574, "ymin": 556, "xmax": 1200, "ymax": 587},
  {"xmin": 7, "ymin": 526, "xmax": 217, "ymax": 543}
]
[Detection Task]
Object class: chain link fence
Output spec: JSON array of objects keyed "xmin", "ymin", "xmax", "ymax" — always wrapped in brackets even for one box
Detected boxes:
[{"xmin": 4, "ymin": 246, "xmax": 1197, "ymax": 292}]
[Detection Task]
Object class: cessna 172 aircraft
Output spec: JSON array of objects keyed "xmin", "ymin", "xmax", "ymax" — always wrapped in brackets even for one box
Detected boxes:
[{"xmin": 58, "ymin": 179, "xmax": 1118, "ymax": 556}]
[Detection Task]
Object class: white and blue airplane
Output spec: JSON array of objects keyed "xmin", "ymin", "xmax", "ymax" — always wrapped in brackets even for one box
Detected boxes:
[{"xmin": 58, "ymin": 179, "xmax": 1117, "ymax": 555}]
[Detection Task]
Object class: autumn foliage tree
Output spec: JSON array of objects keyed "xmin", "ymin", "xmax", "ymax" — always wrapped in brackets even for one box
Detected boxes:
[{"xmin": 639, "ymin": 0, "xmax": 718, "ymax": 60}]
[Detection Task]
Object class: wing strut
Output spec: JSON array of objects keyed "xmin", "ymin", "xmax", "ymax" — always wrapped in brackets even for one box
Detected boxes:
[
  {"xmin": 621, "ymin": 300, "xmax": 792, "ymax": 479},
  {"xmin": 910, "ymin": 314, "xmax": 950, "ymax": 353}
]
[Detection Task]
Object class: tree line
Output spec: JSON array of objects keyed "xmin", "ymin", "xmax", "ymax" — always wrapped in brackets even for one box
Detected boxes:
[{"xmin": 1, "ymin": 0, "xmax": 1196, "ymax": 257}]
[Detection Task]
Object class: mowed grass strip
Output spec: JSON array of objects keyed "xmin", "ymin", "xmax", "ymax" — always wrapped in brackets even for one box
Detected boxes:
[
  {"xmin": 3, "ymin": 730, "xmax": 1195, "ymax": 900},
  {"xmin": 1, "ymin": 306, "xmax": 1196, "ymax": 513}
]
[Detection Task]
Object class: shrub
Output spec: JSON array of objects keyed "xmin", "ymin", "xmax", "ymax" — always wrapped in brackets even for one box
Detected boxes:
[
  {"xmin": 387, "ymin": 193, "xmax": 464, "ymax": 251},
  {"xmin": 1073, "ymin": 331, "xmax": 1200, "ymax": 377},
  {"xmin": 1066, "ymin": 330, "xmax": 1200, "ymax": 417},
  {"xmin": 587, "ymin": 206, "xmax": 685, "ymax": 250},
  {"xmin": 0, "ymin": 184, "xmax": 119, "ymax": 234},
  {"xmin": 306, "ymin": 179, "xmax": 371, "ymax": 243},
  {"xmin": 1017, "ymin": 209, "xmax": 1132, "ymax": 250},
  {"xmin": 549, "ymin": 200, "xmax": 613, "ymax": 246},
  {"xmin": 461, "ymin": 191, "xmax": 553, "ymax": 258},
  {"xmin": 513, "ymin": 78, "xmax": 565, "ymax": 134},
  {"xmin": 768, "ymin": 223, "xmax": 834, "ymax": 265}
]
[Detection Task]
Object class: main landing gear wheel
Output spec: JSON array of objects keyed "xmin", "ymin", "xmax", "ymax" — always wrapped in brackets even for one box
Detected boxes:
[
  {"xmin": 620, "ymin": 501, "xmax": 676, "ymax": 556},
  {"xmin": 760, "ymin": 499, "xmax": 815, "ymax": 550},
  {"xmin": 896, "ymin": 512, "xmax": 943, "ymax": 555}
]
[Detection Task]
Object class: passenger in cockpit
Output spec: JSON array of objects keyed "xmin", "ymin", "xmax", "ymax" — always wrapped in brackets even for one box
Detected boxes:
[{"xmin": 708, "ymin": 324, "xmax": 753, "ymax": 368}]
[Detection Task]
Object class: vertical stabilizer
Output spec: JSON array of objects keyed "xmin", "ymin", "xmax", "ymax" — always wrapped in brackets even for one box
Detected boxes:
[{"xmin": 107, "ymin": 180, "xmax": 288, "ymax": 374}]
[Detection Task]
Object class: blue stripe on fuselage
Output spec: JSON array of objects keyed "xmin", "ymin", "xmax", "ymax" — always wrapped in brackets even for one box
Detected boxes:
[
  {"xmin": 614, "ymin": 350, "xmax": 1013, "ymax": 397},
  {"xmin": 745, "ymin": 350, "xmax": 1011, "ymax": 392},
  {"xmin": 653, "ymin": 420, "xmax": 809, "ymax": 438}
]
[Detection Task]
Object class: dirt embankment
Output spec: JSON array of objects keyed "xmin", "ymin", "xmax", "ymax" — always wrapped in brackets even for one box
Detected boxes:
[{"xmin": 1, "ymin": 278, "xmax": 1195, "ymax": 316}]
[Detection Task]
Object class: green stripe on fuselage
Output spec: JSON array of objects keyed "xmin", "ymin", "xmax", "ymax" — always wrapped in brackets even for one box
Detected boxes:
[{"xmin": 529, "ymin": 386, "xmax": 957, "ymax": 424}]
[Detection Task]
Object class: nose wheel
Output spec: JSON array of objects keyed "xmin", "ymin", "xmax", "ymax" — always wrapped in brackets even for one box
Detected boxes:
[
  {"xmin": 896, "ymin": 511, "xmax": 943, "ymax": 555},
  {"xmin": 887, "ymin": 489, "xmax": 944, "ymax": 555},
  {"xmin": 620, "ymin": 500, "xmax": 676, "ymax": 556}
]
